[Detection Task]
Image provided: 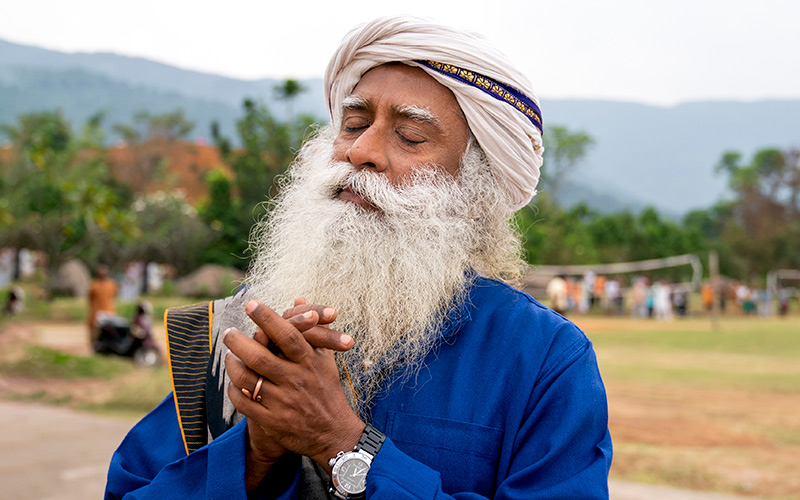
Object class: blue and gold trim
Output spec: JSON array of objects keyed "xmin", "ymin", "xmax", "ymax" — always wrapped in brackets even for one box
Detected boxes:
[
  {"xmin": 416, "ymin": 60, "xmax": 543, "ymax": 135},
  {"xmin": 164, "ymin": 301, "xmax": 214, "ymax": 455}
]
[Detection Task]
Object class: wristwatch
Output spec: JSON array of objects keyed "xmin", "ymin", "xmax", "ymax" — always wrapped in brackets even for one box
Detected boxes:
[{"xmin": 328, "ymin": 424, "xmax": 386, "ymax": 499}]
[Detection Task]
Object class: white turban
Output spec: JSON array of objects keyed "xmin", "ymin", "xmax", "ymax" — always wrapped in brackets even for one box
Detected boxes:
[{"xmin": 324, "ymin": 16, "xmax": 544, "ymax": 210}]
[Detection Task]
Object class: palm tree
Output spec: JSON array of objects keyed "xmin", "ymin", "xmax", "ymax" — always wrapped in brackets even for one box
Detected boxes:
[{"xmin": 273, "ymin": 79, "xmax": 306, "ymax": 123}]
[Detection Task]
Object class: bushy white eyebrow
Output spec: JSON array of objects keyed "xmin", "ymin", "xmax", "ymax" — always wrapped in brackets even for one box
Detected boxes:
[
  {"xmin": 342, "ymin": 95, "xmax": 368, "ymax": 111},
  {"xmin": 395, "ymin": 104, "xmax": 439, "ymax": 125},
  {"xmin": 340, "ymin": 96, "xmax": 443, "ymax": 133}
]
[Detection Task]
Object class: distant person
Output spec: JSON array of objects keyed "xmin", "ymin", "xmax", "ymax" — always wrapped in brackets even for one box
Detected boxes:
[
  {"xmin": 88, "ymin": 264, "xmax": 117, "ymax": 346},
  {"xmin": 545, "ymin": 275, "xmax": 569, "ymax": 314},
  {"xmin": 630, "ymin": 276, "xmax": 648, "ymax": 318},
  {"xmin": 130, "ymin": 300, "xmax": 153, "ymax": 340},
  {"xmin": 604, "ymin": 278, "xmax": 622, "ymax": 315},
  {"xmin": 735, "ymin": 283, "xmax": 750, "ymax": 314},
  {"xmin": 582, "ymin": 270, "xmax": 596, "ymax": 311},
  {"xmin": 701, "ymin": 282, "xmax": 714, "ymax": 313},
  {"xmin": 119, "ymin": 261, "xmax": 144, "ymax": 302},
  {"xmin": 3, "ymin": 286, "xmax": 24, "ymax": 316},
  {"xmin": 721, "ymin": 282, "xmax": 733, "ymax": 313},
  {"xmin": 778, "ymin": 288, "xmax": 790, "ymax": 316},
  {"xmin": 593, "ymin": 274, "xmax": 606, "ymax": 309},
  {"xmin": 652, "ymin": 281, "xmax": 673, "ymax": 321},
  {"xmin": 130, "ymin": 300, "xmax": 162, "ymax": 366},
  {"xmin": 743, "ymin": 287, "xmax": 758, "ymax": 315},
  {"xmin": 565, "ymin": 277, "xmax": 577, "ymax": 311},
  {"xmin": 757, "ymin": 288, "xmax": 772, "ymax": 317},
  {"xmin": 645, "ymin": 281, "xmax": 655, "ymax": 317},
  {"xmin": 672, "ymin": 283, "xmax": 689, "ymax": 317}
]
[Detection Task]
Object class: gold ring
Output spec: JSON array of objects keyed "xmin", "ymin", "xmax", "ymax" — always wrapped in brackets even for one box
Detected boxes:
[{"xmin": 252, "ymin": 376, "xmax": 264, "ymax": 402}]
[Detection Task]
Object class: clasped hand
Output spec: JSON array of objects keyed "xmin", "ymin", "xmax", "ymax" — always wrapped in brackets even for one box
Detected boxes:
[{"xmin": 223, "ymin": 298, "xmax": 366, "ymax": 489}]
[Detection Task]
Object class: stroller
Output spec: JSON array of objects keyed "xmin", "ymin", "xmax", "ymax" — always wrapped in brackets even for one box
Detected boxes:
[{"xmin": 93, "ymin": 302, "xmax": 162, "ymax": 367}]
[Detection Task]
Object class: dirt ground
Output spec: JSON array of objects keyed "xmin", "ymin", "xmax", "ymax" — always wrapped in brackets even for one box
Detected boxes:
[
  {"xmin": 573, "ymin": 317, "xmax": 800, "ymax": 500},
  {"xmin": 605, "ymin": 381, "xmax": 800, "ymax": 498},
  {"xmin": 0, "ymin": 318, "xmax": 795, "ymax": 499},
  {"xmin": 0, "ymin": 398, "xmax": 762, "ymax": 500}
]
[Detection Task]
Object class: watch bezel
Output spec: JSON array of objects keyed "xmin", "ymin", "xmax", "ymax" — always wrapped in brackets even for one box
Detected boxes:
[{"xmin": 330, "ymin": 449, "xmax": 374, "ymax": 497}]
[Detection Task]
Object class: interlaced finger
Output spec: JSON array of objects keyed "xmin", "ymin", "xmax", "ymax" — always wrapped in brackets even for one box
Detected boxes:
[
  {"xmin": 223, "ymin": 326, "xmax": 292, "ymax": 383},
  {"xmin": 244, "ymin": 301, "xmax": 311, "ymax": 362},
  {"xmin": 282, "ymin": 302, "xmax": 338, "ymax": 326}
]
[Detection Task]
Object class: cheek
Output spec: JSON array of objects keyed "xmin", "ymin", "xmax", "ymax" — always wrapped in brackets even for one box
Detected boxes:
[
  {"xmin": 332, "ymin": 136, "xmax": 350, "ymax": 161},
  {"xmin": 438, "ymin": 146, "xmax": 466, "ymax": 177},
  {"xmin": 442, "ymin": 153, "xmax": 462, "ymax": 177},
  {"xmin": 437, "ymin": 127, "xmax": 469, "ymax": 177}
]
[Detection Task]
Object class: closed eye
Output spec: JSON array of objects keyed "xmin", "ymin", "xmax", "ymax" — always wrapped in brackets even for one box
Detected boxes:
[
  {"xmin": 398, "ymin": 133, "xmax": 425, "ymax": 145},
  {"xmin": 344, "ymin": 124, "xmax": 367, "ymax": 133},
  {"xmin": 342, "ymin": 116, "xmax": 371, "ymax": 134},
  {"xmin": 397, "ymin": 125, "xmax": 426, "ymax": 145}
]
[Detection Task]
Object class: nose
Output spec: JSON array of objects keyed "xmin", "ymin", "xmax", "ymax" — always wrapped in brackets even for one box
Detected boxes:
[{"xmin": 343, "ymin": 125, "xmax": 388, "ymax": 173}]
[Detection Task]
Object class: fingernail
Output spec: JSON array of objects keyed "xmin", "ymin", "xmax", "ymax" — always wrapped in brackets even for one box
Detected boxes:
[
  {"xmin": 322, "ymin": 307, "xmax": 335, "ymax": 320},
  {"xmin": 222, "ymin": 328, "xmax": 231, "ymax": 340},
  {"xmin": 341, "ymin": 334, "xmax": 353, "ymax": 345},
  {"xmin": 245, "ymin": 301, "xmax": 259, "ymax": 314},
  {"xmin": 303, "ymin": 311, "xmax": 314, "ymax": 319}
]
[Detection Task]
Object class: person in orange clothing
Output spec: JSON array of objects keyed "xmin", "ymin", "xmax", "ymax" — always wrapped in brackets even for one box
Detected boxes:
[
  {"xmin": 88, "ymin": 264, "xmax": 117, "ymax": 345},
  {"xmin": 701, "ymin": 282, "xmax": 714, "ymax": 312}
]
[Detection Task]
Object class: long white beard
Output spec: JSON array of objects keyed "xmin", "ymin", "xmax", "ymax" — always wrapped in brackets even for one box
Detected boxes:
[{"xmin": 223, "ymin": 127, "xmax": 522, "ymax": 413}]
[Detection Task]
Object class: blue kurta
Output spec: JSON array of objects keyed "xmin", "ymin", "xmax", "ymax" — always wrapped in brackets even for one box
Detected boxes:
[{"xmin": 105, "ymin": 277, "xmax": 613, "ymax": 499}]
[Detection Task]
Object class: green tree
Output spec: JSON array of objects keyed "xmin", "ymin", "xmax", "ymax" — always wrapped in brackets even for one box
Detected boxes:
[
  {"xmin": 121, "ymin": 191, "xmax": 215, "ymax": 275},
  {"xmin": 1, "ymin": 110, "xmax": 72, "ymax": 171},
  {"xmin": 629, "ymin": 207, "xmax": 700, "ymax": 261},
  {"xmin": 222, "ymin": 98, "xmax": 315, "ymax": 211},
  {"xmin": 273, "ymin": 78, "xmax": 307, "ymax": 138},
  {"xmin": 540, "ymin": 126, "xmax": 594, "ymax": 203},
  {"xmin": 112, "ymin": 109, "xmax": 196, "ymax": 193},
  {"xmin": 711, "ymin": 147, "xmax": 800, "ymax": 279},
  {"xmin": 113, "ymin": 109, "xmax": 195, "ymax": 142},
  {"xmin": 586, "ymin": 210, "xmax": 637, "ymax": 262},
  {"xmin": 229, "ymin": 99, "xmax": 288, "ymax": 213},
  {"xmin": 0, "ymin": 111, "xmax": 135, "ymax": 274},
  {"xmin": 199, "ymin": 169, "xmax": 245, "ymax": 268},
  {"xmin": 211, "ymin": 98, "xmax": 317, "ymax": 269},
  {"xmin": 518, "ymin": 201, "xmax": 601, "ymax": 265},
  {"xmin": 519, "ymin": 196, "xmax": 705, "ymax": 283}
]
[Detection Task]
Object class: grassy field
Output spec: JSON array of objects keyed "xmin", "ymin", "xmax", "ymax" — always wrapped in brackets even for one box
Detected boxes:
[
  {"xmin": 0, "ymin": 291, "xmax": 188, "ymax": 416},
  {"xmin": 573, "ymin": 315, "xmax": 800, "ymax": 499},
  {"xmin": 1, "ymin": 293, "xmax": 799, "ymax": 498}
]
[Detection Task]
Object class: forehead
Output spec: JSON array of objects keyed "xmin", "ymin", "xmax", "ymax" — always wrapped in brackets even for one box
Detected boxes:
[{"xmin": 348, "ymin": 63, "xmax": 467, "ymax": 125}]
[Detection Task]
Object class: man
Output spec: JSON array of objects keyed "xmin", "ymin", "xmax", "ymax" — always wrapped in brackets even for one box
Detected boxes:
[
  {"xmin": 88, "ymin": 264, "xmax": 117, "ymax": 346},
  {"xmin": 105, "ymin": 16, "xmax": 612, "ymax": 499},
  {"xmin": 545, "ymin": 275, "xmax": 569, "ymax": 314}
]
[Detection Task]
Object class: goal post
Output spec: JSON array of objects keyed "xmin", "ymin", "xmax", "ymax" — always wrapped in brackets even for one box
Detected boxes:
[
  {"xmin": 524, "ymin": 253, "xmax": 704, "ymax": 294},
  {"xmin": 767, "ymin": 269, "xmax": 800, "ymax": 293}
]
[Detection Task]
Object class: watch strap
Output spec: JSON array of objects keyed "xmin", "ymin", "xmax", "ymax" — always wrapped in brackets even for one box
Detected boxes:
[{"xmin": 357, "ymin": 424, "xmax": 385, "ymax": 457}]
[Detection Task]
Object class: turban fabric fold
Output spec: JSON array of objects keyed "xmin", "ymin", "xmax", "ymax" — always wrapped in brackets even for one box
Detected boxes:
[{"xmin": 324, "ymin": 16, "xmax": 544, "ymax": 209}]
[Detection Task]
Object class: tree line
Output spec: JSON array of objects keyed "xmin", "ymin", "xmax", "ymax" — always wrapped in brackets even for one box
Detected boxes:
[
  {"xmin": 1, "ymin": 90, "xmax": 798, "ymax": 287},
  {"xmin": 524, "ymin": 134, "xmax": 800, "ymax": 283}
]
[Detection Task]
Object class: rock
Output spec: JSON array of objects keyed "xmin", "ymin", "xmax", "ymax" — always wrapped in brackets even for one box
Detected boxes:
[
  {"xmin": 51, "ymin": 260, "xmax": 91, "ymax": 297},
  {"xmin": 175, "ymin": 265, "xmax": 244, "ymax": 298}
]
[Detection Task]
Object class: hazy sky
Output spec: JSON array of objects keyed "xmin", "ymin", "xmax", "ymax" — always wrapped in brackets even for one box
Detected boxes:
[{"xmin": 2, "ymin": 0, "xmax": 798, "ymax": 106}]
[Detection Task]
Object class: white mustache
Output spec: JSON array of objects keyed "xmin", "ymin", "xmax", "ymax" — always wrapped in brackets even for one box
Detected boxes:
[{"xmin": 323, "ymin": 161, "xmax": 459, "ymax": 218}]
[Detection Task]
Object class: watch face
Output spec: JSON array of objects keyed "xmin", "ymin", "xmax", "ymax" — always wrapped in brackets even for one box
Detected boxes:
[{"xmin": 336, "ymin": 456, "xmax": 369, "ymax": 494}]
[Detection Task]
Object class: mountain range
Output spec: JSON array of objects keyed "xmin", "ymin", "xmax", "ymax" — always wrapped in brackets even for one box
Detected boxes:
[{"xmin": 2, "ymin": 37, "xmax": 799, "ymax": 216}]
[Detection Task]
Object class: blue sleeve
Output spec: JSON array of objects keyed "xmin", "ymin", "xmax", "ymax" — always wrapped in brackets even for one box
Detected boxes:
[
  {"xmin": 104, "ymin": 394, "xmax": 302, "ymax": 500},
  {"xmin": 366, "ymin": 340, "xmax": 612, "ymax": 499}
]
